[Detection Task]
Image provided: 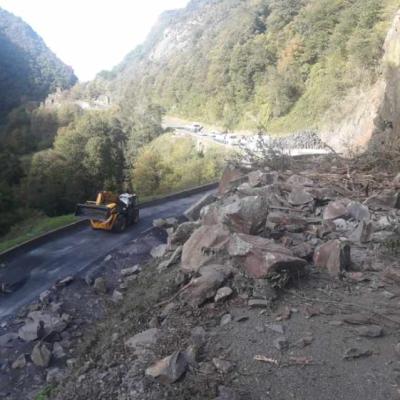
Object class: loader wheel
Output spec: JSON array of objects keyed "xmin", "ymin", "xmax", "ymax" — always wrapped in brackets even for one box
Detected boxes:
[{"xmin": 113, "ymin": 215, "xmax": 127, "ymax": 233}]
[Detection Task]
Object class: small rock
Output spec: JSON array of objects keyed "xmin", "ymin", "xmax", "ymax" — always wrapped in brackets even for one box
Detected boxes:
[
  {"xmin": 248, "ymin": 299, "xmax": 270, "ymax": 308},
  {"xmin": 184, "ymin": 344, "xmax": 200, "ymax": 366},
  {"xmin": 157, "ymin": 246, "xmax": 182, "ymax": 271},
  {"xmin": 12, "ymin": 354, "xmax": 26, "ymax": 369},
  {"xmin": 46, "ymin": 367, "xmax": 64, "ymax": 384},
  {"xmin": 165, "ymin": 217, "xmax": 178, "ymax": 226},
  {"xmin": 31, "ymin": 343, "xmax": 52, "ymax": 367},
  {"xmin": 66, "ymin": 358, "xmax": 76, "ymax": 368},
  {"xmin": 296, "ymin": 334, "xmax": 314, "ymax": 348},
  {"xmin": 191, "ymin": 326, "xmax": 207, "ymax": 347},
  {"xmin": 356, "ymin": 325, "xmax": 383, "ymax": 338},
  {"xmin": 220, "ymin": 314, "xmax": 232, "ymax": 326},
  {"xmin": 0, "ymin": 333, "xmax": 17, "ymax": 347},
  {"xmin": 104, "ymin": 255, "xmax": 112, "ymax": 262},
  {"xmin": 121, "ymin": 265, "xmax": 140, "ymax": 277},
  {"xmin": 153, "ymin": 218, "xmax": 167, "ymax": 228},
  {"xmin": 273, "ymin": 336, "xmax": 289, "ymax": 351},
  {"xmin": 39, "ymin": 290, "xmax": 52, "ymax": 303},
  {"xmin": 150, "ymin": 244, "xmax": 168, "ymax": 259},
  {"xmin": 214, "ymin": 287, "xmax": 233, "ymax": 303},
  {"xmin": 395, "ymin": 343, "xmax": 400, "ymax": 356},
  {"xmin": 343, "ymin": 347, "xmax": 372, "ymax": 360},
  {"xmin": 93, "ymin": 277, "xmax": 107, "ymax": 294},
  {"xmin": 53, "ymin": 342, "xmax": 66, "ymax": 359},
  {"xmin": 112, "ymin": 290, "xmax": 124, "ymax": 303},
  {"xmin": 160, "ymin": 302, "xmax": 177, "ymax": 319},
  {"xmin": 236, "ymin": 315, "xmax": 249, "ymax": 323},
  {"xmin": 265, "ymin": 324, "xmax": 285, "ymax": 334},
  {"xmin": 56, "ymin": 275, "xmax": 74, "ymax": 288},
  {"xmin": 212, "ymin": 358, "xmax": 234, "ymax": 374},
  {"xmin": 145, "ymin": 351, "xmax": 188, "ymax": 384},
  {"xmin": 214, "ymin": 386, "xmax": 239, "ymax": 400},
  {"xmin": 125, "ymin": 328, "xmax": 160, "ymax": 354}
]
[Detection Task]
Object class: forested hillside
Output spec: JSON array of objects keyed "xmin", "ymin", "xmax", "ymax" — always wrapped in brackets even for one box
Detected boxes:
[
  {"xmin": 103, "ymin": 0, "xmax": 399, "ymax": 132},
  {"xmin": 0, "ymin": 8, "xmax": 77, "ymax": 123}
]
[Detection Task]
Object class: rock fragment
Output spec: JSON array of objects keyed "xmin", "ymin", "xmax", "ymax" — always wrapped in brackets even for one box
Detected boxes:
[
  {"xmin": 313, "ymin": 240, "xmax": 351, "ymax": 275},
  {"xmin": 31, "ymin": 342, "xmax": 52, "ymax": 367},
  {"xmin": 212, "ymin": 358, "xmax": 234, "ymax": 373},
  {"xmin": 343, "ymin": 347, "xmax": 372, "ymax": 360},
  {"xmin": 93, "ymin": 277, "xmax": 108, "ymax": 294},
  {"xmin": 145, "ymin": 351, "xmax": 188, "ymax": 384},
  {"xmin": 323, "ymin": 199, "xmax": 350, "ymax": 220},
  {"xmin": 125, "ymin": 328, "xmax": 160, "ymax": 355},
  {"xmin": 356, "ymin": 325, "xmax": 383, "ymax": 338},
  {"xmin": 11, "ymin": 354, "xmax": 26, "ymax": 369},
  {"xmin": 214, "ymin": 287, "xmax": 233, "ymax": 302}
]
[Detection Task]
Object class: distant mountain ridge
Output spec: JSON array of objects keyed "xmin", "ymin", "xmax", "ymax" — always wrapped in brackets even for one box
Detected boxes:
[{"xmin": 0, "ymin": 7, "xmax": 77, "ymax": 122}]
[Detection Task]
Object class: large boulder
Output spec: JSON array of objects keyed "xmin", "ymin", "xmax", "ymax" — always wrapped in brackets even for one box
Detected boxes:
[
  {"xmin": 248, "ymin": 170, "xmax": 279, "ymax": 187},
  {"xmin": 364, "ymin": 190, "xmax": 400, "ymax": 210},
  {"xmin": 181, "ymin": 224, "xmax": 231, "ymax": 273},
  {"xmin": 168, "ymin": 221, "xmax": 199, "ymax": 247},
  {"xmin": 228, "ymin": 233, "xmax": 306, "ymax": 279},
  {"xmin": 349, "ymin": 220, "xmax": 373, "ymax": 243},
  {"xmin": 286, "ymin": 174, "xmax": 314, "ymax": 187},
  {"xmin": 346, "ymin": 201, "xmax": 370, "ymax": 221},
  {"xmin": 288, "ymin": 189, "xmax": 314, "ymax": 206},
  {"xmin": 184, "ymin": 193, "xmax": 217, "ymax": 221},
  {"xmin": 222, "ymin": 195, "xmax": 268, "ymax": 234},
  {"xmin": 218, "ymin": 166, "xmax": 247, "ymax": 195},
  {"xmin": 313, "ymin": 240, "xmax": 351, "ymax": 275},
  {"xmin": 265, "ymin": 212, "xmax": 308, "ymax": 234},
  {"xmin": 183, "ymin": 264, "xmax": 232, "ymax": 307},
  {"xmin": 323, "ymin": 199, "xmax": 351, "ymax": 220}
]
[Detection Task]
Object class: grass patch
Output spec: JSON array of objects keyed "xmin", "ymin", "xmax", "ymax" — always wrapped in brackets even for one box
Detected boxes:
[
  {"xmin": 34, "ymin": 385, "xmax": 56, "ymax": 400},
  {"xmin": 0, "ymin": 213, "xmax": 77, "ymax": 253}
]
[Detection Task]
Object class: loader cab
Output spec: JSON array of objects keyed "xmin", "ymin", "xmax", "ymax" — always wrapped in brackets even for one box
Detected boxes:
[{"xmin": 119, "ymin": 193, "xmax": 137, "ymax": 207}]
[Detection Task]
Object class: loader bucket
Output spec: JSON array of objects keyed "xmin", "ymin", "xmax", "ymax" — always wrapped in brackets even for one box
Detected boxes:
[{"xmin": 75, "ymin": 203, "xmax": 112, "ymax": 222}]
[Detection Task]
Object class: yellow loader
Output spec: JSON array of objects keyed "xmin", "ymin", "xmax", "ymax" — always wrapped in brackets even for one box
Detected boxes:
[{"xmin": 75, "ymin": 191, "xmax": 139, "ymax": 232}]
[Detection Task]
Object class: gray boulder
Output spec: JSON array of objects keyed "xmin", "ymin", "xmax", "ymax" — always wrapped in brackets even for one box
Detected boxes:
[{"xmin": 181, "ymin": 224, "xmax": 231, "ymax": 273}]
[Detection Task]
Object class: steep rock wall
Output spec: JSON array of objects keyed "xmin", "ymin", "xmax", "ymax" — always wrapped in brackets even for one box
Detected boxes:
[{"xmin": 321, "ymin": 11, "xmax": 400, "ymax": 154}]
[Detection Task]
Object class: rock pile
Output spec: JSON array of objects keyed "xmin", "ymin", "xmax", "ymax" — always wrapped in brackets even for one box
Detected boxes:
[{"xmin": 151, "ymin": 164, "xmax": 400, "ymax": 308}]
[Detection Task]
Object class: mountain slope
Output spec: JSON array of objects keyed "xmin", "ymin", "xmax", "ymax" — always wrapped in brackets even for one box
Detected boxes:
[
  {"xmin": 0, "ymin": 8, "xmax": 77, "ymax": 121},
  {"xmin": 103, "ymin": 0, "xmax": 399, "ymax": 136}
]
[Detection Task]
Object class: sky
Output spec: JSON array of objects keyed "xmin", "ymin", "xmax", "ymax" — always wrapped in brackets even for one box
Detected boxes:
[{"xmin": 0, "ymin": 0, "xmax": 190, "ymax": 81}]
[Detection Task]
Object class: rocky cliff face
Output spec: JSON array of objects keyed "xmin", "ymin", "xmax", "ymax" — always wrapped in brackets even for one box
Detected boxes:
[{"xmin": 321, "ymin": 11, "xmax": 400, "ymax": 154}]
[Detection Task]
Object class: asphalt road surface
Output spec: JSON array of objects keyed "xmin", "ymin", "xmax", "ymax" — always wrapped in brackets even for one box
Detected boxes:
[{"xmin": 0, "ymin": 190, "xmax": 213, "ymax": 320}]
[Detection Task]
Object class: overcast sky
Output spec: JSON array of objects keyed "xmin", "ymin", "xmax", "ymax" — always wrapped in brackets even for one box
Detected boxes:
[{"xmin": 0, "ymin": 0, "xmax": 189, "ymax": 81}]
